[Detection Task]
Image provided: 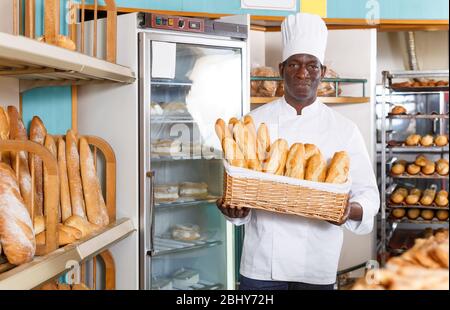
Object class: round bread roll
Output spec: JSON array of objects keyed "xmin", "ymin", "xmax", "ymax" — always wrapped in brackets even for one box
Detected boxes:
[
  {"xmin": 421, "ymin": 210, "xmax": 435, "ymax": 220},
  {"xmin": 391, "ymin": 188, "xmax": 408, "ymax": 204},
  {"xmin": 392, "ymin": 208, "xmax": 406, "ymax": 219},
  {"xmin": 436, "ymin": 210, "xmax": 449, "ymax": 221},
  {"xmin": 436, "ymin": 80, "xmax": 449, "ymax": 86},
  {"xmin": 415, "ymin": 155, "xmax": 428, "ymax": 167},
  {"xmin": 436, "ymin": 158, "xmax": 449, "ymax": 176},
  {"xmin": 391, "ymin": 163, "xmax": 406, "ymax": 175},
  {"xmin": 391, "ymin": 106, "xmax": 407, "ymax": 115},
  {"xmin": 420, "ymin": 189, "xmax": 436, "ymax": 206},
  {"xmin": 420, "ymin": 135, "xmax": 434, "ymax": 147},
  {"xmin": 405, "ymin": 188, "xmax": 421, "ymax": 205},
  {"xmin": 421, "ymin": 161, "xmax": 435, "ymax": 175},
  {"xmin": 407, "ymin": 164, "xmax": 421, "ymax": 175},
  {"xmin": 405, "ymin": 134, "xmax": 421, "ymax": 146},
  {"xmin": 407, "ymin": 208, "xmax": 420, "ymax": 220},
  {"xmin": 434, "ymin": 135, "xmax": 448, "ymax": 147},
  {"xmin": 435, "ymin": 190, "xmax": 449, "ymax": 207}
]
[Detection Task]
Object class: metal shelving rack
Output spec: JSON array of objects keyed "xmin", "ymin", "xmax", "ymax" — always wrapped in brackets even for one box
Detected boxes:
[{"xmin": 379, "ymin": 70, "xmax": 449, "ymax": 265}]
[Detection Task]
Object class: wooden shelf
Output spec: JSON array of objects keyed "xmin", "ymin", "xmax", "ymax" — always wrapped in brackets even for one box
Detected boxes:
[
  {"xmin": 0, "ymin": 33, "xmax": 136, "ymax": 92},
  {"xmin": 0, "ymin": 218, "xmax": 135, "ymax": 290},
  {"xmin": 251, "ymin": 96, "xmax": 370, "ymax": 105}
]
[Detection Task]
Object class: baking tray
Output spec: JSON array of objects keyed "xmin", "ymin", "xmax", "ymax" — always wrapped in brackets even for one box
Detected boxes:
[
  {"xmin": 387, "ymin": 113, "xmax": 449, "ymax": 119},
  {"xmin": 387, "ymin": 202, "xmax": 449, "ymax": 210},
  {"xmin": 389, "ymin": 172, "xmax": 449, "ymax": 179}
]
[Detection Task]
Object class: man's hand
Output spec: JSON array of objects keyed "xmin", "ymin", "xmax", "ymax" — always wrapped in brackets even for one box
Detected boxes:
[
  {"xmin": 216, "ymin": 198, "xmax": 250, "ymax": 218},
  {"xmin": 328, "ymin": 200, "xmax": 363, "ymax": 226}
]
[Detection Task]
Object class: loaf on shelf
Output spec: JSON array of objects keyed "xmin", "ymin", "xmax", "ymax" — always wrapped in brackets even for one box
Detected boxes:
[{"xmin": 390, "ymin": 156, "xmax": 449, "ymax": 177}]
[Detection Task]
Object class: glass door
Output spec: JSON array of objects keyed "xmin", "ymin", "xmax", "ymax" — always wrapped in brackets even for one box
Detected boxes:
[{"xmin": 140, "ymin": 32, "xmax": 247, "ymax": 290}]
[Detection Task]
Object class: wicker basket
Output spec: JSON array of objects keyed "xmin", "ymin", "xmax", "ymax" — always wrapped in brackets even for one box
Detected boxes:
[{"xmin": 222, "ymin": 161, "xmax": 351, "ymax": 223}]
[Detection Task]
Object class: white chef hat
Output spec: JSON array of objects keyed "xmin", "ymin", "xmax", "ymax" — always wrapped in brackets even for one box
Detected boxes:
[{"xmin": 281, "ymin": 13, "xmax": 328, "ymax": 64}]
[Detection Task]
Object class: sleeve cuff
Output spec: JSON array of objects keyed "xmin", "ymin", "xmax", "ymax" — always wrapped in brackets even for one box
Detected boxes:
[
  {"xmin": 344, "ymin": 197, "xmax": 377, "ymax": 235},
  {"xmin": 224, "ymin": 210, "xmax": 252, "ymax": 226}
]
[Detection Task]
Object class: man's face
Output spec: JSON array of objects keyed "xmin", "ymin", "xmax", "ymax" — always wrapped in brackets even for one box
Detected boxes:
[{"xmin": 279, "ymin": 54, "xmax": 326, "ymax": 102}]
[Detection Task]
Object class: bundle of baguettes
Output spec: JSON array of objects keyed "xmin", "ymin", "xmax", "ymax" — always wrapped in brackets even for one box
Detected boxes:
[
  {"xmin": 0, "ymin": 105, "xmax": 110, "ymax": 262},
  {"xmin": 215, "ymin": 115, "xmax": 351, "ymax": 223},
  {"xmin": 215, "ymin": 115, "xmax": 350, "ymax": 184}
]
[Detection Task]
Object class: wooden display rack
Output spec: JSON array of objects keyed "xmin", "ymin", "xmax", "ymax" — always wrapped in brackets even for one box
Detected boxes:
[{"xmin": 0, "ymin": 135, "xmax": 126, "ymax": 290}]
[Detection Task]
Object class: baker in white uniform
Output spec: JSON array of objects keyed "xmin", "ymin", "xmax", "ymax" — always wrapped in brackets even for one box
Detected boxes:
[{"xmin": 216, "ymin": 13, "xmax": 380, "ymax": 290}]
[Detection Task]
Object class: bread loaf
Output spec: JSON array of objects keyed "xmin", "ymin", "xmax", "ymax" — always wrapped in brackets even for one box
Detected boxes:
[
  {"xmin": 392, "ymin": 208, "xmax": 406, "ymax": 219},
  {"xmin": 0, "ymin": 163, "xmax": 35, "ymax": 265},
  {"xmin": 325, "ymin": 151, "xmax": 350, "ymax": 184},
  {"xmin": 44, "ymin": 135, "xmax": 60, "ymax": 223},
  {"xmin": 64, "ymin": 215, "xmax": 100, "ymax": 238},
  {"xmin": 285, "ymin": 143, "xmax": 305, "ymax": 179},
  {"xmin": 415, "ymin": 155, "xmax": 427, "ymax": 167},
  {"xmin": 420, "ymin": 135, "xmax": 434, "ymax": 147},
  {"xmin": 243, "ymin": 115, "xmax": 257, "ymax": 141},
  {"xmin": 436, "ymin": 210, "xmax": 449, "ymax": 221},
  {"xmin": 405, "ymin": 188, "xmax": 421, "ymax": 205},
  {"xmin": 421, "ymin": 210, "xmax": 434, "ymax": 220},
  {"xmin": 262, "ymin": 139, "xmax": 288, "ymax": 175},
  {"xmin": 215, "ymin": 118, "xmax": 232, "ymax": 147},
  {"xmin": 420, "ymin": 189, "xmax": 436, "ymax": 206},
  {"xmin": 29, "ymin": 116, "xmax": 47, "ymax": 217},
  {"xmin": 304, "ymin": 144, "xmax": 319, "ymax": 161},
  {"xmin": 228, "ymin": 117, "xmax": 239, "ymax": 133},
  {"xmin": 305, "ymin": 152, "xmax": 327, "ymax": 182},
  {"xmin": 407, "ymin": 208, "xmax": 420, "ymax": 220},
  {"xmin": 421, "ymin": 161, "xmax": 436, "ymax": 175},
  {"xmin": 435, "ymin": 190, "xmax": 449, "ymax": 207},
  {"xmin": 391, "ymin": 187, "xmax": 408, "ymax": 204},
  {"xmin": 434, "ymin": 135, "xmax": 448, "ymax": 147},
  {"xmin": 0, "ymin": 106, "xmax": 11, "ymax": 165},
  {"xmin": 71, "ymin": 283, "xmax": 90, "ymax": 290},
  {"xmin": 436, "ymin": 158, "xmax": 449, "ymax": 175},
  {"xmin": 405, "ymin": 134, "xmax": 421, "ymax": 146},
  {"xmin": 33, "ymin": 215, "xmax": 45, "ymax": 235},
  {"xmin": 36, "ymin": 223, "xmax": 82, "ymax": 246},
  {"xmin": 80, "ymin": 137, "xmax": 109, "ymax": 227},
  {"xmin": 391, "ymin": 106, "xmax": 407, "ymax": 115},
  {"xmin": 407, "ymin": 163, "xmax": 421, "ymax": 175},
  {"xmin": 256, "ymin": 123, "xmax": 270, "ymax": 161},
  {"xmin": 232, "ymin": 121, "xmax": 261, "ymax": 171},
  {"xmin": 57, "ymin": 138, "xmax": 72, "ymax": 222},
  {"xmin": 223, "ymin": 137, "xmax": 247, "ymax": 168},
  {"xmin": 65, "ymin": 130, "xmax": 86, "ymax": 219},
  {"xmin": 7, "ymin": 106, "xmax": 34, "ymax": 217},
  {"xmin": 391, "ymin": 162, "xmax": 406, "ymax": 175}
]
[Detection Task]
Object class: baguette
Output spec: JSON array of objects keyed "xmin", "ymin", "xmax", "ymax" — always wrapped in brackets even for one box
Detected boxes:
[
  {"xmin": 405, "ymin": 188, "xmax": 421, "ymax": 205},
  {"xmin": 228, "ymin": 117, "xmax": 239, "ymax": 133},
  {"xmin": 285, "ymin": 143, "xmax": 305, "ymax": 179},
  {"xmin": 80, "ymin": 137, "xmax": 109, "ymax": 227},
  {"xmin": 44, "ymin": 135, "xmax": 60, "ymax": 223},
  {"xmin": 256, "ymin": 123, "xmax": 270, "ymax": 161},
  {"xmin": 435, "ymin": 190, "xmax": 449, "ymax": 207},
  {"xmin": 215, "ymin": 118, "xmax": 232, "ymax": 147},
  {"xmin": 223, "ymin": 137, "xmax": 247, "ymax": 168},
  {"xmin": 33, "ymin": 215, "xmax": 45, "ymax": 235},
  {"xmin": 262, "ymin": 139, "xmax": 288, "ymax": 175},
  {"xmin": 65, "ymin": 130, "xmax": 86, "ymax": 219},
  {"xmin": 305, "ymin": 151, "xmax": 327, "ymax": 182},
  {"xmin": 0, "ymin": 163, "xmax": 35, "ymax": 265},
  {"xmin": 390, "ymin": 187, "xmax": 408, "ymax": 204},
  {"xmin": 325, "ymin": 151, "xmax": 350, "ymax": 184},
  {"xmin": 7, "ymin": 106, "xmax": 34, "ymax": 217},
  {"xmin": 233, "ymin": 121, "xmax": 261, "ymax": 171},
  {"xmin": 29, "ymin": 116, "xmax": 47, "ymax": 217},
  {"xmin": 420, "ymin": 189, "xmax": 436, "ymax": 206},
  {"xmin": 304, "ymin": 144, "xmax": 319, "ymax": 161},
  {"xmin": 57, "ymin": 138, "xmax": 72, "ymax": 222},
  {"xmin": 35, "ymin": 223, "xmax": 82, "ymax": 247},
  {"xmin": 64, "ymin": 215, "xmax": 100, "ymax": 238},
  {"xmin": 0, "ymin": 106, "xmax": 11, "ymax": 165},
  {"xmin": 243, "ymin": 115, "xmax": 257, "ymax": 141}
]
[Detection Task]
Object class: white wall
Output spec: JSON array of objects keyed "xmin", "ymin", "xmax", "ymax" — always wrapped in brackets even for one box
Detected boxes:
[
  {"xmin": 377, "ymin": 31, "xmax": 449, "ymax": 82},
  {"xmin": 0, "ymin": 1, "xmax": 20, "ymax": 112},
  {"xmin": 249, "ymin": 28, "xmax": 378, "ymax": 272}
]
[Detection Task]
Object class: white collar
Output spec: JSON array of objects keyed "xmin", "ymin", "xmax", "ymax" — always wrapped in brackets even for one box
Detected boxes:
[{"xmin": 278, "ymin": 96, "xmax": 322, "ymax": 118}]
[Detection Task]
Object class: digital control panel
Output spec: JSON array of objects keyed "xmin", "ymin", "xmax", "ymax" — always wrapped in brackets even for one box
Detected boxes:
[{"xmin": 149, "ymin": 14, "xmax": 205, "ymax": 33}]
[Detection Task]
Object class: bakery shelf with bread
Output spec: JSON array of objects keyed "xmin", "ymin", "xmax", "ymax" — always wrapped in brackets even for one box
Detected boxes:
[
  {"xmin": 215, "ymin": 116, "xmax": 351, "ymax": 223},
  {"xmin": 389, "ymin": 156, "xmax": 449, "ymax": 179},
  {"xmin": 388, "ymin": 187, "xmax": 449, "ymax": 210},
  {"xmin": 152, "ymin": 236, "xmax": 222, "ymax": 257},
  {"xmin": 353, "ymin": 229, "xmax": 449, "ymax": 290}
]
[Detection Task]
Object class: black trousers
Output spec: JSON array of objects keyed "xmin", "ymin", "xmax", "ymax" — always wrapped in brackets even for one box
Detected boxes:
[{"xmin": 239, "ymin": 274, "xmax": 335, "ymax": 290}]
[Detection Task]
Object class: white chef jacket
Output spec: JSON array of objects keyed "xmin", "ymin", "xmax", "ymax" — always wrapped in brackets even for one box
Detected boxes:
[{"xmin": 227, "ymin": 97, "xmax": 380, "ymax": 285}]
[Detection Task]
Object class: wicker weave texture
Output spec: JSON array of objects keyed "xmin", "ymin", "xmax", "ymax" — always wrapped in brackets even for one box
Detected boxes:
[{"xmin": 223, "ymin": 172, "xmax": 348, "ymax": 222}]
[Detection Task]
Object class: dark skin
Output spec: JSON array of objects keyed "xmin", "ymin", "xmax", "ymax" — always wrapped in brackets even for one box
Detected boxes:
[{"xmin": 217, "ymin": 53, "xmax": 363, "ymax": 224}]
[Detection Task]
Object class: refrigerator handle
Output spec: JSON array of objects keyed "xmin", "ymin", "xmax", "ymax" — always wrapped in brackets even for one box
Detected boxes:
[{"xmin": 147, "ymin": 170, "xmax": 156, "ymax": 256}]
